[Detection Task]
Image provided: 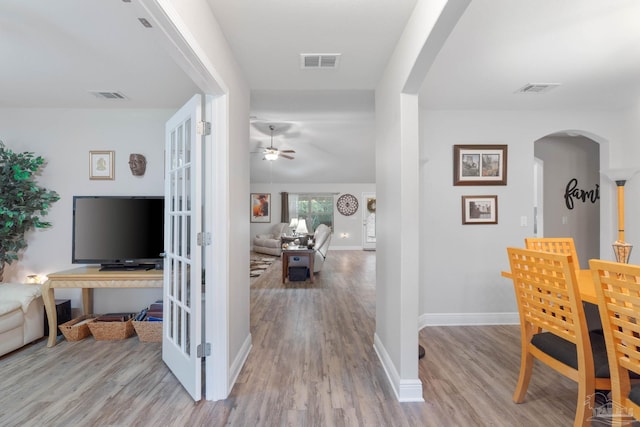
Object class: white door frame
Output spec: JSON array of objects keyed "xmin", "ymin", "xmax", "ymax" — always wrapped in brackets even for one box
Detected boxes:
[
  {"xmin": 203, "ymin": 94, "xmax": 230, "ymax": 400},
  {"xmin": 534, "ymin": 157, "xmax": 544, "ymax": 237},
  {"xmin": 133, "ymin": 1, "xmax": 230, "ymax": 401}
]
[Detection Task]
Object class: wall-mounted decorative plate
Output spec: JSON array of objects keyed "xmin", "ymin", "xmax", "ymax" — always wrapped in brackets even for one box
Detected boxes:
[{"xmin": 337, "ymin": 194, "xmax": 359, "ymax": 216}]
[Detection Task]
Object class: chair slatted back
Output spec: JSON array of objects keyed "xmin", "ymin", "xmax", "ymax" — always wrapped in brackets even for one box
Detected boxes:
[
  {"xmin": 507, "ymin": 247, "xmax": 583, "ymax": 344},
  {"xmin": 525, "ymin": 237, "xmax": 580, "ymax": 270},
  {"xmin": 590, "ymin": 259, "xmax": 640, "ymax": 414}
]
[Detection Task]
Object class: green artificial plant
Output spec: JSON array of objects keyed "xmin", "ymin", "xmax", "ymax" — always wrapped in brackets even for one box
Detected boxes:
[{"xmin": 0, "ymin": 141, "xmax": 59, "ymax": 275}]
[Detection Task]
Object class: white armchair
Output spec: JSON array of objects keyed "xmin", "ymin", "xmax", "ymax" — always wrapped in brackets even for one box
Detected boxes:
[
  {"xmin": 253, "ymin": 223, "xmax": 289, "ymax": 256},
  {"xmin": 312, "ymin": 224, "xmax": 332, "ymax": 272}
]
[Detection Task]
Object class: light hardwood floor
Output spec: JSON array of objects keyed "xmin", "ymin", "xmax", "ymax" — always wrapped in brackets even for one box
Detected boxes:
[{"xmin": 0, "ymin": 251, "xmax": 592, "ymax": 426}]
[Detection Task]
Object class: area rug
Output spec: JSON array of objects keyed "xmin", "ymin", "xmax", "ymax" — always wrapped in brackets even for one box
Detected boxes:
[{"xmin": 250, "ymin": 255, "xmax": 278, "ymax": 278}]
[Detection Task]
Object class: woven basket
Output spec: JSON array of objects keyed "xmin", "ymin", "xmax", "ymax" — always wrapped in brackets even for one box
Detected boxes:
[
  {"xmin": 132, "ymin": 320, "xmax": 162, "ymax": 342},
  {"xmin": 59, "ymin": 314, "xmax": 97, "ymax": 342},
  {"xmin": 88, "ymin": 318, "xmax": 135, "ymax": 340}
]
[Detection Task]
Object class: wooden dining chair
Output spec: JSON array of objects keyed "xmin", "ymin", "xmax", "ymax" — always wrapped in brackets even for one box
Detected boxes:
[
  {"xmin": 507, "ymin": 247, "xmax": 612, "ymax": 427},
  {"xmin": 525, "ymin": 237, "xmax": 581, "ymax": 269},
  {"xmin": 525, "ymin": 237, "xmax": 604, "ymax": 331},
  {"xmin": 590, "ymin": 259, "xmax": 640, "ymax": 426}
]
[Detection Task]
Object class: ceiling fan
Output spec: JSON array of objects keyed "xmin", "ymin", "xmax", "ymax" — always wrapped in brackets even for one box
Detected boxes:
[{"xmin": 255, "ymin": 124, "xmax": 296, "ymax": 161}]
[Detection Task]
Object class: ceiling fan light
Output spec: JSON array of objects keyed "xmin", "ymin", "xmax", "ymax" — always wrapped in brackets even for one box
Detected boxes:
[{"xmin": 265, "ymin": 152, "xmax": 279, "ymax": 161}]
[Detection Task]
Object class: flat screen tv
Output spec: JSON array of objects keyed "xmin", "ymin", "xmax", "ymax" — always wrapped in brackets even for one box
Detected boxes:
[{"xmin": 72, "ymin": 196, "xmax": 165, "ymax": 271}]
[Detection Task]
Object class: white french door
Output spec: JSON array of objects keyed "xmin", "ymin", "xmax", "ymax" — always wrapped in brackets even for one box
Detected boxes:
[
  {"xmin": 362, "ymin": 192, "xmax": 376, "ymax": 250},
  {"xmin": 163, "ymin": 94, "xmax": 203, "ymax": 400}
]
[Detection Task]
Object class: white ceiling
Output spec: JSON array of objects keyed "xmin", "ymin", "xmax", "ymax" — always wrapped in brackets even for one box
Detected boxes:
[
  {"xmin": 208, "ymin": 0, "xmax": 417, "ymax": 184},
  {"xmin": 2, "ymin": 1, "xmax": 640, "ymax": 183},
  {"xmin": 420, "ymin": 0, "xmax": 640, "ymax": 111},
  {"xmin": 0, "ymin": 0, "xmax": 199, "ymax": 108}
]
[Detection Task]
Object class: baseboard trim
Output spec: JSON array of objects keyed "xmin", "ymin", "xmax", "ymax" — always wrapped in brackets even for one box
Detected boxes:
[
  {"xmin": 228, "ymin": 333, "xmax": 252, "ymax": 394},
  {"xmin": 373, "ymin": 333, "xmax": 424, "ymax": 403},
  {"xmin": 418, "ymin": 312, "xmax": 519, "ymax": 329}
]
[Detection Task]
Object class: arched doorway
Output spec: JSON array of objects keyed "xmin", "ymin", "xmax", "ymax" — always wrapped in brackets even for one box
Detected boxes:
[
  {"xmin": 535, "ymin": 132, "xmax": 602, "ymax": 330},
  {"xmin": 534, "ymin": 132, "xmax": 600, "ymax": 269}
]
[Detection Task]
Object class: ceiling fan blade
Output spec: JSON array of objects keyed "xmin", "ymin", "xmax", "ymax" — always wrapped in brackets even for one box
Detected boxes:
[
  {"xmin": 280, "ymin": 149, "xmax": 296, "ymax": 153},
  {"xmin": 280, "ymin": 154, "xmax": 295, "ymax": 160}
]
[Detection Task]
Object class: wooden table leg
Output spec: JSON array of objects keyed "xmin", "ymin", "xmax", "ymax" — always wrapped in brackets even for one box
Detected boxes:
[
  {"xmin": 282, "ymin": 253, "xmax": 288, "ymax": 283},
  {"xmin": 42, "ymin": 281, "xmax": 58, "ymax": 347},
  {"xmin": 82, "ymin": 288, "xmax": 93, "ymax": 314}
]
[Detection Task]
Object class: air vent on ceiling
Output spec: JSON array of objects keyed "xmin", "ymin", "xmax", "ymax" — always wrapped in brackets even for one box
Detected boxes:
[
  {"xmin": 300, "ymin": 53, "xmax": 341, "ymax": 69},
  {"xmin": 90, "ymin": 91, "xmax": 128, "ymax": 100},
  {"xmin": 138, "ymin": 18, "xmax": 153, "ymax": 28},
  {"xmin": 516, "ymin": 83, "xmax": 561, "ymax": 94}
]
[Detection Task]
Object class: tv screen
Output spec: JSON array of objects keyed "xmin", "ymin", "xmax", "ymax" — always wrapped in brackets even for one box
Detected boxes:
[{"xmin": 72, "ymin": 196, "xmax": 165, "ymax": 270}]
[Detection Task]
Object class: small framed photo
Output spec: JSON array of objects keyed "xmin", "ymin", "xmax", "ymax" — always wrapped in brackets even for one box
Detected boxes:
[
  {"xmin": 250, "ymin": 193, "xmax": 271, "ymax": 223},
  {"xmin": 454, "ymin": 145, "xmax": 507, "ymax": 186},
  {"xmin": 89, "ymin": 150, "xmax": 115, "ymax": 180},
  {"xmin": 462, "ymin": 195, "xmax": 498, "ymax": 225}
]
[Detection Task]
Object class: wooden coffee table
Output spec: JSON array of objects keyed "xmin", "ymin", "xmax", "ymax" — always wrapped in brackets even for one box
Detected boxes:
[{"xmin": 281, "ymin": 247, "xmax": 314, "ymax": 283}]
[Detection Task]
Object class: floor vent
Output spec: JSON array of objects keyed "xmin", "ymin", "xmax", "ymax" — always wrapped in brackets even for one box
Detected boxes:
[
  {"xmin": 90, "ymin": 91, "xmax": 128, "ymax": 100},
  {"xmin": 516, "ymin": 83, "xmax": 560, "ymax": 94},
  {"xmin": 300, "ymin": 54, "xmax": 341, "ymax": 69}
]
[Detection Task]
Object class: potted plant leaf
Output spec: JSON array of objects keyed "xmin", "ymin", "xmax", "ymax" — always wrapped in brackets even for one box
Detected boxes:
[{"xmin": 0, "ymin": 141, "xmax": 59, "ymax": 281}]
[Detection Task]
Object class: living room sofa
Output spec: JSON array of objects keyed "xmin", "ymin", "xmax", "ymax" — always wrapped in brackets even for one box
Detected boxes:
[
  {"xmin": 311, "ymin": 224, "xmax": 332, "ymax": 272},
  {"xmin": 0, "ymin": 283, "xmax": 44, "ymax": 357},
  {"xmin": 253, "ymin": 222, "xmax": 290, "ymax": 256}
]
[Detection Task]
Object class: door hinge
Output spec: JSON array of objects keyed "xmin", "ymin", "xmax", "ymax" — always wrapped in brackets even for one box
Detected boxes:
[
  {"xmin": 197, "ymin": 232, "xmax": 212, "ymax": 246},
  {"xmin": 197, "ymin": 343, "xmax": 211, "ymax": 358},
  {"xmin": 197, "ymin": 121, "xmax": 211, "ymax": 136}
]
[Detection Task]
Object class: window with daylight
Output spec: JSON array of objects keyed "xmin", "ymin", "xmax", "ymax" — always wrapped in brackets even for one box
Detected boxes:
[{"xmin": 289, "ymin": 193, "xmax": 334, "ymax": 232}]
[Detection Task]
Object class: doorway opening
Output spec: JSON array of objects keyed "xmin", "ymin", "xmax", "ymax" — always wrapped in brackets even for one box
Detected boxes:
[{"xmin": 534, "ymin": 132, "xmax": 600, "ymax": 269}]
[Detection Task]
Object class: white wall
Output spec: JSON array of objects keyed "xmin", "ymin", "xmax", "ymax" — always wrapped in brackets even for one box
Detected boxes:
[
  {"xmin": 0, "ymin": 107, "xmax": 174, "ymax": 313},
  {"xmin": 374, "ymin": 0, "xmax": 470, "ymax": 402},
  {"xmin": 418, "ymin": 109, "xmax": 628, "ymax": 326},
  {"xmin": 249, "ymin": 183, "xmax": 375, "ymax": 250}
]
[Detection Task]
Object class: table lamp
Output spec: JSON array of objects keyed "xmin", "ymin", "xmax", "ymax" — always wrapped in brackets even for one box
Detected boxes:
[
  {"xmin": 602, "ymin": 168, "xmax": 639, "ymax": 263},
  {"xmin": 295, "ymin": 218, "xmax": 308, "ymax": 236},
  {"xmin": 289, "ymin": 217, "xmax": 299, "ymax": 235}
]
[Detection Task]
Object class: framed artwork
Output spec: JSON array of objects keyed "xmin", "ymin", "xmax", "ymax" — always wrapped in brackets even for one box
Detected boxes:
[
  {"xmin": 250, "ymin": 193, "xmax": 271, "ymax": 223},
  {"xmin": 462, "ymin": 195, "xmax": 498, "ymax": 225},
  {"xmin": 89, "ymin": 150, "xmax": 115, "ymax": 180},
  {"xmin": 453, "ymin": 145, "xmax": 507, "ymax": 186}
]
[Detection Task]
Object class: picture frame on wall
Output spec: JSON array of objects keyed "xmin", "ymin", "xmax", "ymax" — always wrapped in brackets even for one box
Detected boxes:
[
  {"xmin": 250, "ymin": 193, "xmax": 271, "ymax": 223},
  {"xmin": 453, "ymin": 144, "xmax": 507, "ymax": 186},
  {"xmin": 89, "ymin": 150, "xmax": 115, "ymax": 180},
  {"xmin": 462, "ymin": 195, "xmax": 498, "ymax": 225}
]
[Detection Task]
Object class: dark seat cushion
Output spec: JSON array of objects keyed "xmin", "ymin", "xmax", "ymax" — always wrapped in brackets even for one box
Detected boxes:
[
  {"xmin": 531, "ymin": 330, "xmax": 640, "ymax": 379},
  {"xmin": 628, "ymin": 383, "xmax": 640, "ymax": 406}
]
